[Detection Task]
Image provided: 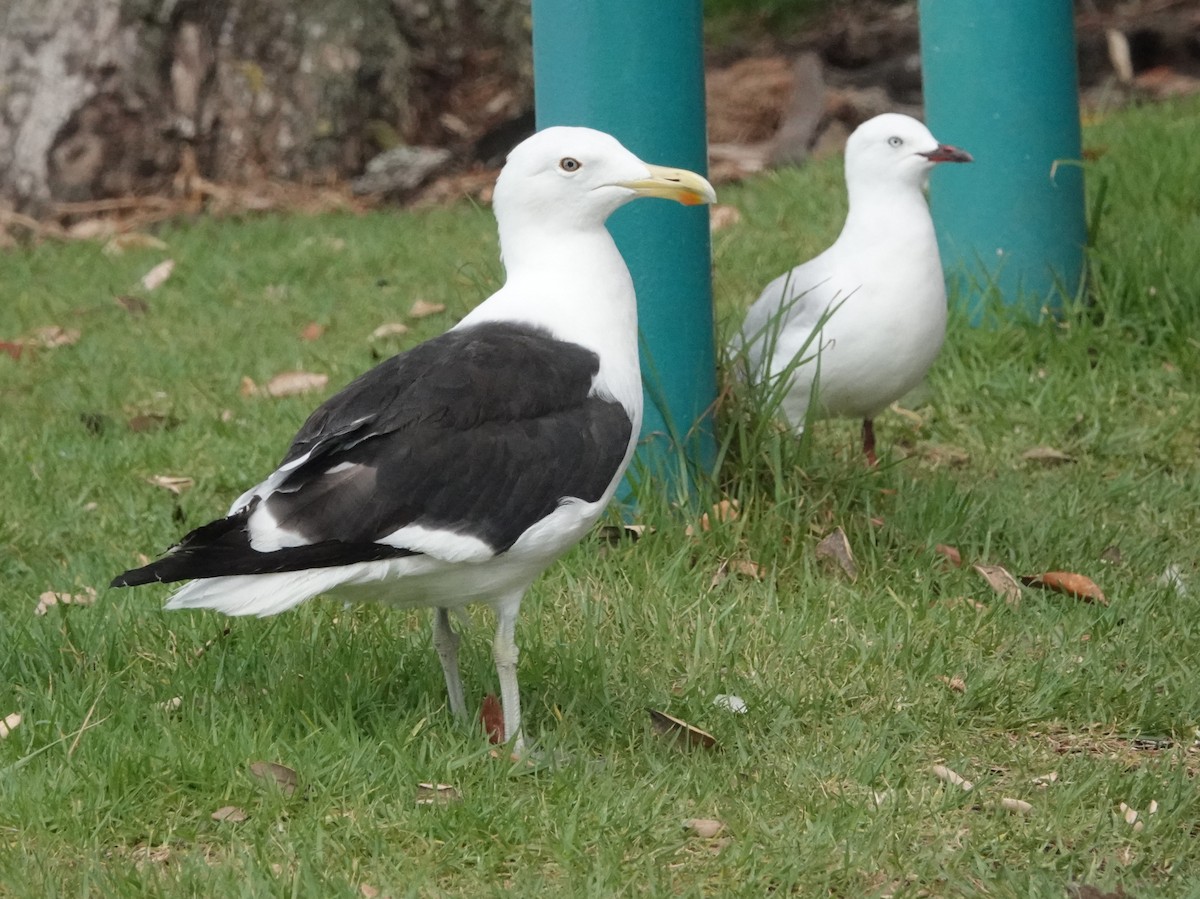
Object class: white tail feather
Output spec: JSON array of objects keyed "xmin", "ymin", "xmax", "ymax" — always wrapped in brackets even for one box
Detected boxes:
[{"xmin": 164, "ymin": 568, "xmax": 349, "ymax": 618}]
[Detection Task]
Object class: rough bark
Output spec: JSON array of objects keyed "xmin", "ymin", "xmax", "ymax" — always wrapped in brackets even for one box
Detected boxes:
[{"xmin": 0, "ymin": 0, "xmax": 531, "ymax": 215}]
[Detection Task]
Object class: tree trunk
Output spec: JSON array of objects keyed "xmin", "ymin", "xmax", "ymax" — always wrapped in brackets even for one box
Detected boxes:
[{"xmin": 0, "ymin": 0, "xmax": 531, "ymax": 215}]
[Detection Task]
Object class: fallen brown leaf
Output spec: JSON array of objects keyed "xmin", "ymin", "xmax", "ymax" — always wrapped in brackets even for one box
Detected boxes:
[
  {"xmin": 114, "ymin": 294, "xmax": 150, "ymax": 315},
  {"xmin": 480, "ymin": 693, "xmax": 504, "ymax": 744},
  {"xmin": 370, "ymin": 322, "xmax": 410, "ymax": 340},
  {"xmin": 815, "ymin": 527, "xmax": 857, "ymax": 581},
  {"xmin": 932, "ymin": 764, "xmax": 974, "ymax": 791},
  {"xmin": 1021, "ymin": 446, "xmax": 1075, "ymax": 465},
  {"xmin": 26, "ymin": 325, "xmax": 81, "ymax": 348},
  {"xmin": 146, "ymin": 474, "xmax": 194, "ymax": 495},
  {"xmin": 408, "ymin": 299, "xmax": 446, "ymax": 318},
  {"xmin": 359, "ymin": 886, "xmax": 380, "ymax": 899},
  {"xmin": 299, "ymin": 322, "xmax": 325, "ymax": 341},
  {"xmin": 140, "ymin": 259, "xmax": 176, "ymax": 291},
  {"xmin": 127, "ymin": 413, "xmax": 178, "ymax": 433},
  {"xmin": 936, "ymin": 674, "xmax": 966, "ymax": 694},
  {"xmin": 1020, "ymin": 571, "xmax": 1108, "ymax": 605},
  {"xmin": 709, "ymin": 557, "xmax": 764, "ymax": 589},
  {"xmin": 973, "ymin": 564, "xmax": 1022, "ymax": 605},
  {"xmin": 647, "ymin": 708, "xmax": 718, "ymax": 750},
  {"xmin": 249, "ymin": 760, "xmax": 299, "ymax": 796},
  {"xmin": 999, "ymin": 797, "xmax": 1034, "ymax": 814},
  {"xmin": 935, "ymin": 544, "xmax": 963, "ymax": 567},
  {"xmin": 103, "ymin": 233, "xmax": 168, "ymax": 255},
  {"xmin": 211, "ymin": 805, "xmax": 249, "ymax": 823},
  {"xmin": 0, "ymin": 712, "xmax": 21, "ymax": 739},
  {"xmin": 35, "ymin": 587, "xmax": 97, "ymax": 616},
  {"xmin": 415, "ymin": 782, "xmax": 462, "ymax": 805},
  {"xmin": 245, "ymin": 371, "xmax": 329, "ymax": 398},
  {"xmin": 683, "ymin": 818, "xmax": 726, "ymax": 838},
  {"xmin": 0, "ymin": 340, "xmax": 24, "ymax": 360},
  {"xmin": 686, "ymin": 499, "xmax": 740, "ymax": 536},
  {"xmin": 910, "ymin": 442, "xmax": 970, "ymax": 467}
]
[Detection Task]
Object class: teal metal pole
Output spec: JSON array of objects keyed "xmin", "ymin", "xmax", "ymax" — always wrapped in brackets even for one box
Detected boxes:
[
  {"xmin": 532, "ymin": 0, "xmax": 716, "ymax": 504},
  {"xmin": 919, "ymin": 0, "xmax": 1087, "ymax": 323}
]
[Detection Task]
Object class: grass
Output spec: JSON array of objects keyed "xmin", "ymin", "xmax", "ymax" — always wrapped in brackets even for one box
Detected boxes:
[{"xmin": 2, "ymin": 96, "xmax": 1200, "ymax": 896}]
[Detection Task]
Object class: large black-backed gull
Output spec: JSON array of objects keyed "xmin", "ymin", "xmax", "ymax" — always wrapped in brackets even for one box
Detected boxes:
[
  {"xmin": 737, "ymin": 113, "xmax": 971, "ymax": 465},
  {"xmin": 112, "ymin": 126, "xmax": 716, "ymax": 754}
]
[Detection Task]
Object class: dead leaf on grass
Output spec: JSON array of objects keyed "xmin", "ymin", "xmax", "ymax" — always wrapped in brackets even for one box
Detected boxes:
[
  {"xmin": 103, "ymin": 233, "xmax": 168, "ymax": 255},
  {"xmin": 299, "ymin": 322, "xmax": 325, "ymax": 341},
  {"xmin": 140, "ymin": 259, "xmax": 176, "ymax": 291},
  {"xmin": 683, "ymin": 818, "xmax": 726, "ymax": 838},
  {"xmin": 1, "ymin": 340, "xmax": 25, "ymax": 360},
  {"xmin": 127, "ymin": 412, "xmax": 178, "ymax": 433},
  {"xmin": 243, "ymin": 371, "xmax": 329, "ymax": 398},
  {"xmin": 686, "ymin": 499, "xmax": 740, "ymax": 536},
  {"xmin": 370, "ymin": 322, "xmax": 410, "ymax": 341},
  {"xmin": 973, "ymin": 564, "xmax": 1023, "ymax": 605},
  {"xmin": 647, "ymin": 708, "xmax": 718, "ymax": 750},
  {"xmin": 910, "ymin": 442, "xmax": 970, "ymax": 467},
  {"xmin": 935, "ymin": 544, "xmax": 963, "ymax": 567},
  {"xmin": 1032, "ymin": 772, "xmax": 1058, "ymax": 787},
  {"xmin": 480, "ymin": 693, "xmax": 504, "ymax": 744},
  {"xmin": 1021, "ymin": 446, "xmax": 1075, "ymax": 465},
  {"xmin": 249, "ymin": 760, "xmax": 299, "ymax": 796},
  {"xmin": 211, "ymin": 805, "xmax": 249, "ymax": 823},
  {"xmin": 932, "ymin": 764, "xmax": 974, "ymax": 791},
  {"xmin": 936, "ymin": 674, "xmax": 966, "ymax": 694},
  {"xmin": 0, "ymin": 712, "xmax": 21, "ymax": 739},
  {"xmin": 415, "ymin": 782, "xmax": 461, "ymax": 805},
  {"xmin": 999, "ymin": 797, "xmax": 1034, "ymax": 814},
  {"xmin": 159, "ymin": 696, "xmax": 182, "ymax": 713},
  {"xmin": 35, "ymin": 587, "xmax": 97, "ymax": 616},
  {"xmin": 359, "ymin": 885, "xmax": 380, "ymax": 899},
  {"xmin": 27, "ymin": 325, "xmax": 81, "ymax": 348},
  {"xmin": 1020, "ymin": 571, "xmax": 1108, "ymax": 605},
  {"xmin": 815, "ymin": 527, "xmax": 857, "ymax": 581},
  {"xmin": 146, "ymin": 474, "xmax": 194, "ymax": 495},
  {"xmin": 709, "ymin": 557, "xmax": 763, "ymax": 589},
  {"xmin": 408, "ymin": 299, "xmax": 445, "ymax": 319},
  {"xmin": 115, "ymin": 294, "xmax": 150, "ymax": 315}
]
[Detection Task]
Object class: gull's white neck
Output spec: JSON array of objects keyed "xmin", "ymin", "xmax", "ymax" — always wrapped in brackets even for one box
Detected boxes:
[{"xmin": 840, "ymin": 175, "xmax": 937, "ymax": 251}]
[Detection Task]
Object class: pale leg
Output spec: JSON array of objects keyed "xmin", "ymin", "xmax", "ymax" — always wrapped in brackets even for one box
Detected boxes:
[
  {"xmin": 432, "ymin": 607, "xmax": 467, "ymax": 722},
  {"xmin": 491, "ymin": 594, "xmax": 525, "ymax": 755}
]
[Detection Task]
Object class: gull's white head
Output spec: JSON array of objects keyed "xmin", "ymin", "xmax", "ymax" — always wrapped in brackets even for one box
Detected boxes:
[
  {"xmin": 493, "ymin": 126, "xmax": 716, "ymax": 233},
  {"xmin": 844, "ymin": 113, "xmax": 972, "ymax": 195}
]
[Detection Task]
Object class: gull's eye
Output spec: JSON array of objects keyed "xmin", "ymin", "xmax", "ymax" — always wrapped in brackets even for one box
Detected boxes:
[
  {"xmin": 559, "ymin": 157, "xmax": 582, "ymax": 173},
  {"xmin": 888, "ymin": 136, "xmax": 903, "ymax": 148}
]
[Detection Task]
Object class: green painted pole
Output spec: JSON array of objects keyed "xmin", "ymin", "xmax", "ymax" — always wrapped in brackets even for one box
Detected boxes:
[
  {"xmin": 531, "ymin": 0, "xmax": 716, "ymax": 504},
  {"xmin": 919, "ymin": 0, "xmax": 1087, "ymax": 323}
]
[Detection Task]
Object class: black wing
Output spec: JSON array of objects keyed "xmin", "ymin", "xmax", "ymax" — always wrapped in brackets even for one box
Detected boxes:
[{"xmin": 113, "ymin": 322, "xmax": 633, "ymax": 586}]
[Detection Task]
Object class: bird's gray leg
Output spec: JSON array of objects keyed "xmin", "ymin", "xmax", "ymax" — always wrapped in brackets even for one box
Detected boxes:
[
  {"xmin": 491, "ymin": 594, "xmax": 525, "ymax": 755},
  {"xmin": 862, "ymin": 418, "xmax": 878, "ymax": 467},
  {"xmin": 432, "ymin": 607, "xmax": 467, "ymax": 722}
]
